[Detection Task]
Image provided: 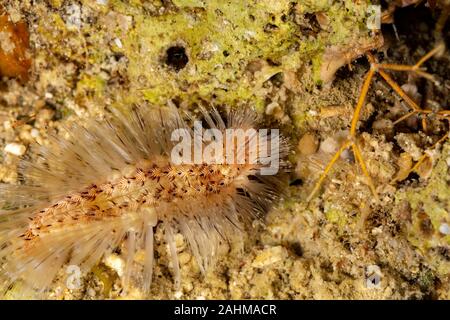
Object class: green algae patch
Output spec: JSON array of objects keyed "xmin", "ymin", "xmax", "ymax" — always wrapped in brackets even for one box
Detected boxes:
[
  {"xmin": 395, "ymin": 143, "xmax": 450, "ymax": 277},
  {"xmin": 123, "ymin": 0, "xmax": 300, "ymax": 107},
  {"xmin": 324, "ymin": 207, "xmax": 348, "ymax": 229},
  {"xmin": 91, "ymin": 264, "xmax": 117, "ymax": 297},
  {"xmin": 76, "ymin": 74, "xmax": 106, "ymax": 98},
  {"xmin": 114, "ymin": 0, "xmax": 374, "ymax": 113}
]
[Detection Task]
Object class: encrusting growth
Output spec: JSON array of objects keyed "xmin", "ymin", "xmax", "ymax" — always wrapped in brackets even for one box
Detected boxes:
[{"xmin": 0, "ymin": 104, "xmax": 289, "ymax": 298}]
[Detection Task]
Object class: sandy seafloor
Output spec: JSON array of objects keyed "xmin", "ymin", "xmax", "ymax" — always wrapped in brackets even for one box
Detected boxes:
[{"xmin": 0, "ymin": 0, "xmax": 449, "ymax": 299}]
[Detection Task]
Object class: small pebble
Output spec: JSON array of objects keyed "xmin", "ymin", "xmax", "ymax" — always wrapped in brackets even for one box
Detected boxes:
[
  {"xmin": 297, "ymin": 133, "xmax": 318, "ymax": 155},
  {"xmin": 104, "ymin": 254, "xmax": 124, "ymax": 277},
  {"xmin": 252, "ymin": 246, "xmax": 287, "ymax": 268},
  {"xmin": 114, "ymin": 38, "xmax": 123, "ymax": 49},
  {"xmin": 36, "ymin": 108, "xmax": 55, "ymax": 123},
  {"xmin": 265, "ymin": 101, "xmax": 283, "ymax": 119},
  {"xmin": 30, "ymin": 128, "xmax": 40, "ymax": 138},
  {"xmin": 320, "ymin": 136, "xmax": 338, "ymax": 154},
  {"xmin": 4, "ymin": 142, "xmax": 26, "ymax": 156},
  {"xmin": 87, "ymin": 287, "xmax": 96, "ymax": 297},
  {"xmin": 66, "ymin": 4, "xmax": 82, "ymax": 30},
  {"xmin": 439, "ymin": 223, "xmax": 450, "ymax": 236},
  {"xmin": 3, "ymin": 120, "xmax": 12, "ymax": 130},
  {"xmin": 371, "ymin": 227, "xmax": 383, "ymax": 235}
]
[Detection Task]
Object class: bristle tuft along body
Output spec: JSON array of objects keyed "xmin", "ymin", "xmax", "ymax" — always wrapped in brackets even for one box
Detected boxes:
[{"xmin": 0, "ymin": 104, "xmax": 288, "ymax": 298}]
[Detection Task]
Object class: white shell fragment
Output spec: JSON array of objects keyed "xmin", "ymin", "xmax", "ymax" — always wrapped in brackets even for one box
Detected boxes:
[
  {"xmin": 439, "ymin": 223, "xmax": 450, "ymax": 236},
  {"xmin": 4, "ymin": 142, "xmax": 26, "ymax": 156}
]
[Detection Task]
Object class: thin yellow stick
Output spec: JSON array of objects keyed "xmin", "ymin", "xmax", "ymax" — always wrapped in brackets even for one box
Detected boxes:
[
  {"xmin": 307, "ymin": 140, "xmax": 352, "ymax": 203},
  {"xmin": 376, "ymin": 64, "xmax": 435, "ymax": 82},
  {"xmin": 393, "ymin": 111, "xmax": 417, "ymax": 125},
  {"xmin": 350, "ymin": 68, "xmax": 375, "ymax": 137},
  {"xmin": 378, "ymin": 69, "xmax": 422, "ymax": 112},
  {"xmin": 376, "ymin": 64, "xmax": 420, "ymax": 72},
  {"xmin": 415, "ymin": 43, "xmax": 445, "ymax": 69},
  {"xmin": 352, "ymin": 143, "xmax": 379, "ymax": 202}
]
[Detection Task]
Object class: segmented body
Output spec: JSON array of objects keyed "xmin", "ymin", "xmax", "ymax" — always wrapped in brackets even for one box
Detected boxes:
[{"xmin": 24, "ymin": 161, "xmax": 243, "ymax": 242}]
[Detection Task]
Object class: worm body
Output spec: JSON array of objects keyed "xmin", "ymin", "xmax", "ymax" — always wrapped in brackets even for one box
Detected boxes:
[{"xmin": 0, "ymin": 105, "xmax": 288, "ymax": 297}]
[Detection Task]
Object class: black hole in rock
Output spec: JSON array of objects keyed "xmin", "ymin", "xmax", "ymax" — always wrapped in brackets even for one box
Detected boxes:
[
  {"xmin": 165, "ymin": 46, "xmax": 188, "ymax": 71},
  {"xmin": 290, "ymin": 242, "xmax": 303, "ymax": 257},
  {"xmin": 289, "ymin": 178, "xmax": 303, "ymax": 186},
  {"xmin": 264, "ymin": 23, "xmax": 279, "ymax": 32},
  {"xmin": 268, "ymin": 72, "xmax": 284, "ymax": 87},
  {"xmin": 405, "ymin": 171, "xmax": 420, "ymax": 182}
]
